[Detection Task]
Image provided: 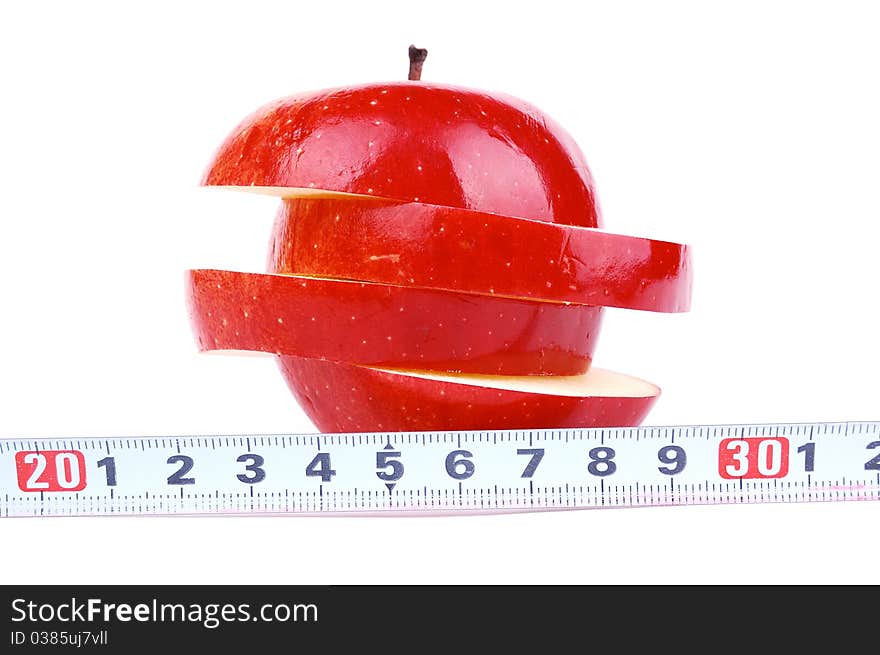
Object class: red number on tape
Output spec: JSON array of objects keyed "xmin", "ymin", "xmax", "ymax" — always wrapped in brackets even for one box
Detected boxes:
[
  {"xmin": 718, "ymin": 438, "xmax": 789, "ymax": 479},
  {"xmin": 15, "ymin": 450, "xmax": 87, "ymax": 492}
]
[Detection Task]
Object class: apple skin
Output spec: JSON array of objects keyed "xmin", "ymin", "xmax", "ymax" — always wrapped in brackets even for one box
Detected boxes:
[
  {"xmin": 276, "ymin": 357, "xmax": 659, "ymax": 433},
  {"xmin": 186, "ymin": 268, "xmax": 601, "ymax": 375},
  {"xmin": 271, "ymin": 196, "xmax": 693, "ymax": 313},
  {"xmin": 201, "ymin": 82, "xmax": 601, "ymax": 227}
]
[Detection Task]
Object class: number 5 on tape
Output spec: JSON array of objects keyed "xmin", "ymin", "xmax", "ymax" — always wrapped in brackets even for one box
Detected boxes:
[
  {"xmin": 718, "ymin": 437, "xmax": 790, "ymax": 479},
  {"xmin": 15, "ymin": 450, "xmax": 87, "ymax": 492}
]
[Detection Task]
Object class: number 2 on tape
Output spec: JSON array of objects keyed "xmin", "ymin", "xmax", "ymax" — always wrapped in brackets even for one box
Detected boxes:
[
  {"xmin": 15, "ymin": 451, "xmax": 87, "ymax": 492},
  {"xmin": 718, "ymin": 437, "xmax": 790, "ymax": 479}
]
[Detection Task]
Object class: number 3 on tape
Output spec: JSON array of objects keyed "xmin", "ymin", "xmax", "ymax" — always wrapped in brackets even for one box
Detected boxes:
[
  {"xmin": 15, "ymin": 451, "xmax": 87, "ymax": 492},
  {"xmin": 718, "ymin": 437, "xmax": 790, "ymax": 479}
]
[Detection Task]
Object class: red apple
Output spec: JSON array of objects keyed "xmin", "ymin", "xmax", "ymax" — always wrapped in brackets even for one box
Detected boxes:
[
  {"xmin": 201, "ymin": 82, "xmax": 602, "ymax": 227},
  {"xmin": 186, "ymin": 268, "xmax": 601, "ymax": 375},
  {"xmin": 191, "ymin": 51, "xmax": 690, "ymax": 432},
  {"xmin": 270, "ymin": 196, "xmax": 692, "ymax": 312},
  {"xmin": 276, "ymin": 357, "xmax": 659, "ymax": 433}
]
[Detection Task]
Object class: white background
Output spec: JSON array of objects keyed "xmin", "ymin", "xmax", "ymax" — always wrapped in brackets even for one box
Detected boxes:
[{"xmin": 1, "ymin": 0, "xmax": 877, "ymax": 584}]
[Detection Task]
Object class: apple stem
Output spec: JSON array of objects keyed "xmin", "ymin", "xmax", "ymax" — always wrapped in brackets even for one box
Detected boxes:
[{"xmin": 408, "ymin": 45, "xmax": 428, "ymax": 81}]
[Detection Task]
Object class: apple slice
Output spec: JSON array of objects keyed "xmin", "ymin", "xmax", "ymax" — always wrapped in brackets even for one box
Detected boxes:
[
  {"xmin": 200, "ymin": 82, "xmax": 601, "ymax": 226},
  {"xmin": 276, "ymin": 356, "xmax": 660, "ymax": 433},
  {"xmin": 270, "ymin": 196, "xmax": 692, "ymax": 312},
  {"xmin": 186, "ymin": 269, "xmax": 602, "ymax": 375}
]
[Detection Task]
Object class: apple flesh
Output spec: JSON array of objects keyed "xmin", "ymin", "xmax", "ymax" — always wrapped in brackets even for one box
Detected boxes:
[
  {"xmin": 201, "ymin": 82, "xmax": 602, "ymax": 227},
  {"xmin": 270, "ymin": 196, "xmax": 692, "ymax": 312},
  {"xmin": 276, "ymin": 357, "xmax": 659, "ymax": 433},
  {"xmin": 186, "ymin": 268, "xmax": 602, "ymax": 375}
]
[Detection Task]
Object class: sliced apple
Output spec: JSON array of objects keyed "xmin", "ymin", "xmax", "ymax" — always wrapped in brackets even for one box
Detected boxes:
[
  {"xmin": 269, "ymin": 196, "xmax": 692, "ymax": 312},
  {"xmin": 186, "ymin": 269, "xmax": 602, "ymax": 375},
  {"xmin": 276, "ymin": 356, "xmax": 660, "ymax": 433}
]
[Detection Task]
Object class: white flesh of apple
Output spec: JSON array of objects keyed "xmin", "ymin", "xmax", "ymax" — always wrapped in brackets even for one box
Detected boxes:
[
  {"xmin": 215, "ymin": 185, "xmax": 377, "ymax": 200},
  {"xmin": 369, "ymin": 366, "xmax": 659, "ymax": 398}
]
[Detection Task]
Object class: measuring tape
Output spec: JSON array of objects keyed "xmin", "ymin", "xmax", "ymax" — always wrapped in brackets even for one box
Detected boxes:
[{"xmin": 1, "ymin": 421, "xmax": 878, "ymax": 516}]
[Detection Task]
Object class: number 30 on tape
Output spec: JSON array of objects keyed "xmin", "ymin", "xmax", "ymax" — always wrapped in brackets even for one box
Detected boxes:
[{"xmin": 718, "ymin": 437, "xmax": 791, "ymax": 479}]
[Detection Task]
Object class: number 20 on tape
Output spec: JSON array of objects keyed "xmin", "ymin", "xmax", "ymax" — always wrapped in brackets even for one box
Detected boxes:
[{"xmin": 15, "ymin": 450, "xmax": 87, "ymax": 492}]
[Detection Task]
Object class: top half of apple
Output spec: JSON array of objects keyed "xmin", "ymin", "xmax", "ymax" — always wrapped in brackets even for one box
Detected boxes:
[{"xmin": 201, "ymin": 75, "xmax": 601, "ymax": 228}]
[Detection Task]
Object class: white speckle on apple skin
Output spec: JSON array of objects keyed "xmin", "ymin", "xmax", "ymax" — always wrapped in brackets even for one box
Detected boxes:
[{"xmin": 277, "ymin": 317, "xmax": 283, "ymax": 324}]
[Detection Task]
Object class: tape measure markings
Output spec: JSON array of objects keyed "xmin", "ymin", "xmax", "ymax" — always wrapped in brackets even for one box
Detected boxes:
[{"xmin": 1, "ymin": 422, "xmax": 879, "ymax": 516}]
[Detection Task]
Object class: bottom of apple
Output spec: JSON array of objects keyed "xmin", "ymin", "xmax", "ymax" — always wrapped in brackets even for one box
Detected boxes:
[{"xmin": 276, "ymin": 357, "xmax": 660, "ymax": 433}]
